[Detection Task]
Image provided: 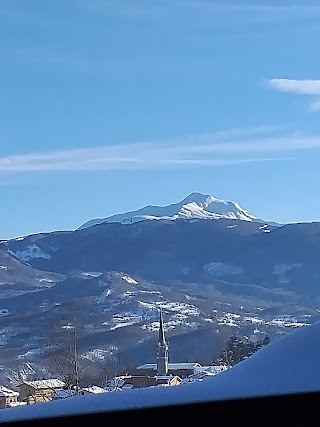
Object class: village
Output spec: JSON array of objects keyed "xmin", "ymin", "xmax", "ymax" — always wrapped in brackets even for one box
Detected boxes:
[{"xmin": 0, "ymin": 310, "xmax": 229, "ymax": 409}]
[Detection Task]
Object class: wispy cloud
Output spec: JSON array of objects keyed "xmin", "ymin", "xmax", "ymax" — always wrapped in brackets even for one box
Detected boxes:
[
  {"xmin": 269, "ymin": 79, "xmax": 320, "ymax": 96},
  {"xmin": 268, "ymin": 78, "xmax": 320, "ymax": 112},
  {"xmin": 0, "ymin": 127, "xmax": 317, "ymax": 174}
]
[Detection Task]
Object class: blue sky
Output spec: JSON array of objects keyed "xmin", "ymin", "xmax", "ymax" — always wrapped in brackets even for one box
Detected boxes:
[{"xmin": 2, "ymin": 0, "xmax": 320, "ymax": 239}]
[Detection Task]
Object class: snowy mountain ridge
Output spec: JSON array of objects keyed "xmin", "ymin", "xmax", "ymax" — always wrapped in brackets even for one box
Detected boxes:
[{"xmin": 79, "ymin": 192, "xmax": 266, "ymax": 230}]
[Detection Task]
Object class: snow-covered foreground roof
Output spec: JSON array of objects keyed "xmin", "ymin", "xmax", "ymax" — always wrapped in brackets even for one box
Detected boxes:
[{"xmin": 2, "ymin": 322, "xmax": 320, "ymax": 422}]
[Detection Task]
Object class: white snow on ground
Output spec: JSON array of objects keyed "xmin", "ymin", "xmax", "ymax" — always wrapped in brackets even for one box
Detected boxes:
[
  {"xmin": 96, "ymin": 289, "xmax": 112, "ymax": 304},
  {"xmin": 17, "ymin": 348, "xmax": 44, "ymax": 359},
  {"xmin": 0, "ymin": 266, "xmax": 8, "ymax": 270},
  {"xmin": 82, "ymin": 348, "xmax": 117, "ymax": 362},
  {"xmin": 217, "ymin": 312, "xmax": 240, "ymax": 327},
  {"xmin": 81, "ymin": 272, "xmax": 103, "ymax": 278},
  {"xmin": 11, "ymin": 244, "xmax": 51, "ymax": 261},
  {"xmin": 103, "ymin": 311, "xmax": 146, "ymax": 330},
  {"xmin": 81, "ymin": 386, "xmax": 107, "ymax": 394},
  {"xmin": 3, "ymin": 322, "xmax": 320, "ymax": 422},
  {"xmin": 268, "ymin": 318, "xmax": 308, "ymax": 328},
  {"xmin": 216, "ymin": 311, "xmax": 310, "ymax": 329},
  {"xmin": 60, "ymin": 324, "xmax": 75, "ymax": 330},
  {"xmin": 139, "ymin": 290, "xmax": 161, "ymax": 295},
  {"xmin": 109, "ymin": 322, "xmax": 136, "ymax": 330},
  {"xmin": 141, "ymin": 320, "xmax": 184, "ymax": 332},
  {"xmin": 243, "ymin": 316, "xmax": 265, "ymax": 325},
  {"xmin": 137, "ymin": 300, "xmax": 200, "ymax": 317},
  {"xmin": 184, "ymin": 294, "xmax": 197, "ymax": 301},
  {"xmin": 0, "ymin": 309, "xmax": 9, "ymax": 316},
  {"xmin": 38, "ymin": 279, "xmax": 54, "ymax": 283},
  {"xmin": 121, "ymin": 276, "xmax": 138, "ymax": 285}
]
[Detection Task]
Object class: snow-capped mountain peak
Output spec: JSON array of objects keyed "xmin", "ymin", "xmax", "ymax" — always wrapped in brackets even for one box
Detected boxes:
[{"xmin": 78, "ymin": 192, "xmax": 258, "ymax": 230}]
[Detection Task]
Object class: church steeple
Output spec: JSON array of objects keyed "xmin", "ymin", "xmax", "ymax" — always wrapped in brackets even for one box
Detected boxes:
[{"xmin": 156, "ymin": 308, "xmax": 169, "ymax": 376}]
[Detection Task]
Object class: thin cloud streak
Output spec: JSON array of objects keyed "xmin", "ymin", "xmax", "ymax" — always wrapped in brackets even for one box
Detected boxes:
[
  {"xmin": 269, "ymin": 79, "xmax": 320, "ymax": 96},
  {"xmin": 0, "ymin": 129, "xmax": 317, "ymax": 173}
]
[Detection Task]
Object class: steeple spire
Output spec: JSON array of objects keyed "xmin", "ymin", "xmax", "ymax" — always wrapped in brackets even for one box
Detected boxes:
[
  {"xmin": 156, "ymin": 308, "xmax": 169, "ymax": 376},
  {"xmin": 158, "ymin": 308, "xmax": 166, "ymax": 346}
]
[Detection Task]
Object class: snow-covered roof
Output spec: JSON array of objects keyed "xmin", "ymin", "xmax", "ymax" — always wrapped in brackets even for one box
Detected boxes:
[
  {"xmin": 181, "ymin": 372, "xmax": 216, "ymax": 383},
  {"xmin": 21, "ymin": 379, "xmax": 65, "ymax": 390},
  {"xmin": 80, "ymin": 386, "xmax": 107, "ymax": 394},
  {"xmin": 3, "ymin": 322, "xmax": 320, "ymax": 423},
  {"xmin": 0, "ymin": 386, "xmax": 19, "ymax": 397},
  {"xmin": 137, "ymin": 363, "xmax": 201, "ymax": 370},
  {"xmin": 194, "ymin": 365, "xmax": 229, "ymax": 375},
  {"xmin": 52, "ymin": 390, "xmax": 75, "ymax": 399}
]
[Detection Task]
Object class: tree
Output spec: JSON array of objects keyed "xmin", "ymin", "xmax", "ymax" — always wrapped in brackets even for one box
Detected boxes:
[
  {"xmin": 212, "ymin": 334, "xmax": 270, "ymax": 367},
  {"xmin": 50, "ymin": 327, "xmax": 85, "ymax": 395},
  {"xmin": 41, "ymin": 321, "xmax": 87, "ymax": 397}
]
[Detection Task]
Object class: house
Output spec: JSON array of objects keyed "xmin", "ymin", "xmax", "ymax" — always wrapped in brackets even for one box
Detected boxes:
[
  {"xmin": 112, "ymin": 375, "xmax": 182, "ymax": 389},
  {"xmin": 181, "ymin": 365, "xmax": 229, "ymax": 384},
  {"xmin": 53, "ymin": 386, "xmax": 107, "ymax": 400},
  {"xmin": 18, "ymin": 379, "xmax": 65, "ymax": 404},
  {"xmin": 0, "ymin": 386, "xmax": 22, "ymax": 409},
  {"xmin": 181, "ymin": 371, "xmax": 216, "ymax": 384},
  {"xmin": 136, "ymin": 362, "xmax": 202, "ymax": 379}
]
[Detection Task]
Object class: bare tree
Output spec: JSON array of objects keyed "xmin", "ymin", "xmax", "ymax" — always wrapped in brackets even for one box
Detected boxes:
[{"xmin": 49, "ymin": 326, "xmax": 85, "ymax": 396}]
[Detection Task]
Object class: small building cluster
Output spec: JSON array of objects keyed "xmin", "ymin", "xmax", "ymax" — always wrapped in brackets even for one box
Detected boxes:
[
  {"xmin": 0, "ymin": 310, "xmax": 229, "ymax": 409},
  {"xmin": 105, "ymin": 309, "xmax": 228, "ymax": 391}
]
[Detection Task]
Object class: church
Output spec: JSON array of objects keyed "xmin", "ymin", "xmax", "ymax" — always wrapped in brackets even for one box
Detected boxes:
[
  {"xmin": 106, "ymin": 309, "xmax": 224, "ymax": 390},
  {"xmin": 136, "ymin": 309, "xmax": 202, "ymax": 379}
]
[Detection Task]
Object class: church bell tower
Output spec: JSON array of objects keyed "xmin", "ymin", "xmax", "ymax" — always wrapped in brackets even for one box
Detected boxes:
[{"xmin": 156, "ymin": 309, "xmax": 169, "ymax": 376}]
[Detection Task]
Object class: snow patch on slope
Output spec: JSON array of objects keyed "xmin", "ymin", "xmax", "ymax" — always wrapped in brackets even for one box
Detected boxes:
[
  {"xmin": 11, "ymin": 245, "xmax": 51, "ymax": 262},
  {"xmin": 121, "ymin": 276, "xmax": 138, "ymax": 285}
]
